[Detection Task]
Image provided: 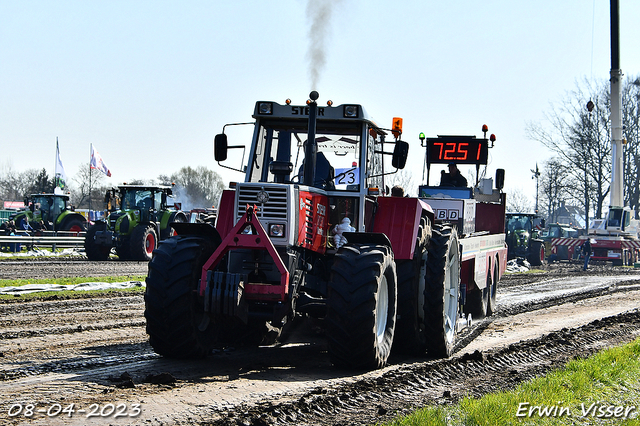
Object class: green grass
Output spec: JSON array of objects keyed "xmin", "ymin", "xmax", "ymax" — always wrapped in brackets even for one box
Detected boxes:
[
  {"xmin": 381, "ymin": 338, "xmax": 640, "ymax": 425},
  {"xmin": 0, "ymin": 275, "xmax": 146, "ymax": 301}
]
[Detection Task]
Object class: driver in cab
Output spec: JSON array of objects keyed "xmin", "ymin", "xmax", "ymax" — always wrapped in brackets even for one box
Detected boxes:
[{"xmin": 439, "ymin": 162, "xmax": 468, "ymax": 187}]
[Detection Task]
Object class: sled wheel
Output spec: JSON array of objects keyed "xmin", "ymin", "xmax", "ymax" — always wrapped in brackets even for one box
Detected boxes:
[
  {"xmin": 393, "ymin": 217, "xmax": 430, "ymax": 355},
  {"xmin": 487, "ymin": 260, "xmax": 499, "ymax": 316},
  {"xmin": 424, "ymin": 224, "xmax": 460, "ymax": 358},
  {"xmin": 326, "ymin": 243, "xmax": 397, "ymax": 369}
]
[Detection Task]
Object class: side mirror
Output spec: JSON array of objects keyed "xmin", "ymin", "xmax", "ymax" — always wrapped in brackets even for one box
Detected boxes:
[
  {"xmin": 495, "ymin": 168, "xmax": 505, "ymax": 190},
  {"xmin": 392, "ymin": 140, "xmax": 409, "ymax": 169},
  {"xmin": 214, "ymin": 134, "xmax": 228, "ymax": 162}
]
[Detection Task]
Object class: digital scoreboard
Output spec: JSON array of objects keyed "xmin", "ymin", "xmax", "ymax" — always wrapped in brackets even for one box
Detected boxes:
[{"xmin": 426, "ymin": 136, "xmax": 489, "ymax": 165}]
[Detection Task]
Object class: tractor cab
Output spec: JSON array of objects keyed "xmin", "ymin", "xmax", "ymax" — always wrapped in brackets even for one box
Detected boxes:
[
  {"xmin": 214, "ymin": 94, "xmax": 408, "ymax": 237},
  {"xmin": 11, "ymin": 193, "xmax": 86, "ymax": 234}
]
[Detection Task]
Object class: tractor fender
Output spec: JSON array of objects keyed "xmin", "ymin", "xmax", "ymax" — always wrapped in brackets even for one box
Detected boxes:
[
  {"xmin": 342, "ymin": 232, "xmax": 392, "ymax": 250},
  {"xmin": 57, "ymin": 210, "xmax": 87, "ymax": 226},
  {"xmin": 372, "ymin": 197, "xmax": 434, "ymax": 260},
  {"xmin": 171, "ymin": 222, "xmax": 222, "ymax": 246}
]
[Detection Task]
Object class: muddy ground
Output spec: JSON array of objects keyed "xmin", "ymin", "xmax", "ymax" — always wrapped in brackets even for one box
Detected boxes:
[{"xmin": 1, "ymin": 259, "xmax": 639, "ymax": 425}]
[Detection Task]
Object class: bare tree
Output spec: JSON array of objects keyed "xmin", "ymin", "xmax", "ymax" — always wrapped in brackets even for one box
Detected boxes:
[
  {"xmin": 169, "ymin": 166, "xmax": 225, "ymax": 211},
  {"xmin": 529, "ymin": 76, "xmax": 640, "ymax": 225},
  {"xmin": 71, "ymin": 165, "xmax": 108, "ymax": 209},
  {"xmin": 506, "ymin": 187, "xmax": 533, "ymax": 213},
  {"xmin": 0, "ymin": 167, "xmax": 42, "ymax": 201},
  {"xmin": 539, "ymin": 158, "xmax": 570, "ymax": 223},
  {"xmin": 389, "ymin": 169, "xmax": 417, "ymax": 196},
  {"xmin": 527, "ymin": 78, "xmax": 611, "ymax": 227}
]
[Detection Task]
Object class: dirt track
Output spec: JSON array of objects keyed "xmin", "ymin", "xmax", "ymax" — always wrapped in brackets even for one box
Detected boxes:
[{"xmin": 1, "ymin": 260, "xmax": 640, "ymax": 425}]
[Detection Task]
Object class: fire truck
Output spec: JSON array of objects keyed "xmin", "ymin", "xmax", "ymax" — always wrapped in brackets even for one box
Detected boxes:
[{"xmin": 144, "ymin": 92, "xmax": 507, "ymax": 370}]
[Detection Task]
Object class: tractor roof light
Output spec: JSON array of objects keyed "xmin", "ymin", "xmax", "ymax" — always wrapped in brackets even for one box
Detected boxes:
[
  {"xmin": 285, "ymin": 98, "xmax": 291, "ymax": 105},
  {"xmin": 344, "ymin": 105, "xmax": 359, "ymax": 118},
  {"xmin": 258, "ymin": 102, "xmax": 273, "ymax": 115},
  {"xmin": 327, "ymin": 100, "xmax": 333, "ymax": 106},
  {"xmin": 482, "ymin": 124, "xmax": 489, "ymax": 133}
]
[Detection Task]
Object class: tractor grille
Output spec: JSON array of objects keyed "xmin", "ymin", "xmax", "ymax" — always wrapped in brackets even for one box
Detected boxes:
[
  {"xmin": 236, "ymin": 184, "xmax": 289, "ymax": 222},
  {"xmin": 109, "ymin": 212, "xmax": 124, "ymax": 230}
]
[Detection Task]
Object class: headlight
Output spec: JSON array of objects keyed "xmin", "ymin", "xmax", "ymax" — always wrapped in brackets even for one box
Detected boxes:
[
  {"xmin": 269, "ymin": 224, "xmax": 285, "ymax": 237},
  {"xmin": 343, "ymin": 105, "xmax": 359, "ymax": 118},
  {"xmin": 258, "ymin": 102, "xmax": 273, "ymax": 115}
]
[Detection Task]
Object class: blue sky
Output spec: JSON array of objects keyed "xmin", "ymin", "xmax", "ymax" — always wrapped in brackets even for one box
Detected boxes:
[{"xmin": 1, "ymin": 1, "xmax": 639, "ymax": 207}]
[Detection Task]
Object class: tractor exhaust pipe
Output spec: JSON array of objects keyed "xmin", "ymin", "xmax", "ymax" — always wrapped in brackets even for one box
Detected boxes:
[{"xmin": 303, "ymin": 91, "xmax": 319, "ymax": 187}]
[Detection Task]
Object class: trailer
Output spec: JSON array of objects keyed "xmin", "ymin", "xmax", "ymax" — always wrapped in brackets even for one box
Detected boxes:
[{"xmin": 417, "ymin": 128, "xmax": 508, "ymax": 320}]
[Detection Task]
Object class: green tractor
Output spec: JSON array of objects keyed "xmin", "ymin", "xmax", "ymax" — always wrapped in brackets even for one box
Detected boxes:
[
  {"xmin": 11, "ymin": 193, "xmax": 87, "ymax": 235},
  {"xmin": 505, "ymin": 212, "xmax": 546, "ymax": 266},
  {"xmin": 84, "ymin": 185, "xmax": 187, "ymax": 261}
]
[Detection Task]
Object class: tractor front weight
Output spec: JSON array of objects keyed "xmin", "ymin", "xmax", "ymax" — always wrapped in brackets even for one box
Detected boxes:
[{"xmin": 199, "ymin": 205, "xmax": 290, "ymax": 321}]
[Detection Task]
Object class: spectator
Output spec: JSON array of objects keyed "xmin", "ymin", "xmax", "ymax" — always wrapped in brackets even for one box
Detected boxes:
[{"xmin": 581, "ymin": 239, "xmax": 592, "ymax": 271}]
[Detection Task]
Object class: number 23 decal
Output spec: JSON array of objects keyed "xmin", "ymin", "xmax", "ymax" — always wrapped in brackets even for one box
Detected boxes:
[{"xmin": 335, "ymin": 167, "xmax": 359, "ymax": 185}]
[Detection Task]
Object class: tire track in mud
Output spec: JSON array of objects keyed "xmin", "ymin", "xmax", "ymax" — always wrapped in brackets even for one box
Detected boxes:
[
  {"xmin": 1, "ymin": 261, "xmax": 640, "ymax": 425},
  {"xmin": 211, "ymin": 310, "xmax": 640, "ymax": 426}
]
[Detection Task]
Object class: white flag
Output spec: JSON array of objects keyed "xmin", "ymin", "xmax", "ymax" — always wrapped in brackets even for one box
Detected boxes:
[
  {"xmin": 90, "ymin": 144, "xmax": 112, "ymax": 177},
  {"xmin": 55, "ymin": 139, "xmax": 67, "ymax": 193}
]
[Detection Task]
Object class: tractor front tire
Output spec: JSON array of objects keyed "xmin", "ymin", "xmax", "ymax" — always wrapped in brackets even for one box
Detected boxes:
[
  {"xmin": 84, "ymin": 223, "xmax": 111, "ymax": 261},
  {"xmin": 144, "ymin": 235, "xmax": 218, "ymax": 358},
  {"xmin": 326, "ymin": 243, "xmax": 397, "ymax": 370},
  {"xmin": 424, "ymin": 224, "xmax": 460, "ymax": 358},
  {"xmin": 130, "ymin": 225, "xmax": 157, "ymax": 261}
]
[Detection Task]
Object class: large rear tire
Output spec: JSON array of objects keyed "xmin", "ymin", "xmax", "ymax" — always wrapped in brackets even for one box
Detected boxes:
[
  {"xmin": 326, "ymin": 243, "xmax": 397, "ymax": 370},
  {"xmin": 144, "ymin": 235, "xmax": 218, "ymax": 358},
  {"xmin": 84, "ymin": 222, "xmax": 111, "ymax": 261},
  {"xmin": 424, "ymin": 224, "xmax": 460, "ymax": 358},
  {"xmin": 130, "ymin": 225, "xmax": 157, "ymax": 261}
]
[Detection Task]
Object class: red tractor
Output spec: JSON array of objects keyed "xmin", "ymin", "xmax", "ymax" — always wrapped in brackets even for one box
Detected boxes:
[{"xmin": 144, "ymin": 92, "xmax": 506, "ymax": 370}]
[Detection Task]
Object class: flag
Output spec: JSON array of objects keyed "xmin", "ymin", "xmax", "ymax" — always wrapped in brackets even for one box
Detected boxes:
[
  {"xmin": 90, "ymin": 144, "xmax": 112, "ymax": 177},
  {"xmin": 55, "ymin": 139, "xmax": 67, "ymax": 193}
]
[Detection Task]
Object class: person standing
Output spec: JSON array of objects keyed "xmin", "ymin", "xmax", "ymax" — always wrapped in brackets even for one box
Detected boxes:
[{"xmin": 582, "ymin": 239, "xmax": 592, "ymax": 271}]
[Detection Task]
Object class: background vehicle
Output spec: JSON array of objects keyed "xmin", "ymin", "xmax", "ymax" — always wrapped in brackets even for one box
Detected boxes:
[
  {"xmin": 551, "ymin": 10, "xmax": 640, "ymax": 266},
  {"xmin": 10, "ymin": 193, "xmax": 87, "ymax": 235},
  {"xmin": 505, "ymin": 213, "xmax": 545, "ymax": 266},
  {"xmin": 84, "ymin": 185, "xmax": 187, "ymax": 261},
  {"xmin": 144, "ymin": 92, "xmax": 507, "ymax": 370}
]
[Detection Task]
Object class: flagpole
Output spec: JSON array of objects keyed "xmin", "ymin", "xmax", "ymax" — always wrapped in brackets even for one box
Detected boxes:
[
  {"xmin": 89, "ymin": 143, "xmax": 92, "ymax": 212},
  {"xmin": 55, "ymin": 137, "xmax": 58, "ymax": 193}
]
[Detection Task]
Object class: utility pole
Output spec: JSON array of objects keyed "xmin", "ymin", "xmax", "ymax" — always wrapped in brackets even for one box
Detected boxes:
[{"xmin": 531, "ymin": 163, "xmax": 540, "ymax": 213}]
